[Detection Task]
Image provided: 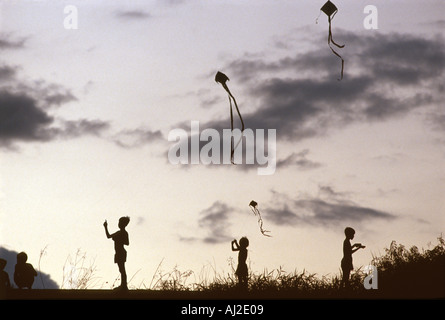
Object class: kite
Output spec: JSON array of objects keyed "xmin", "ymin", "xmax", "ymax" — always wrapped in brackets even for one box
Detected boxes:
[
  {"xmin": 249, "ymin": 200, "xmax": 271, "ymax": 237},
  {"xmin": 317, "ymin": 1, "xmax": 345, "ymax": 80},
  {"xmin": 215, "ymin": 71, "xmax": 244, "ymax": 164}
]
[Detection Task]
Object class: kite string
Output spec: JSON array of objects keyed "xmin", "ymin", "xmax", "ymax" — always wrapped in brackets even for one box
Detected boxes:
[{"xmin": 315, "ymin": 9, "xmax": 322, "ymax": 24}]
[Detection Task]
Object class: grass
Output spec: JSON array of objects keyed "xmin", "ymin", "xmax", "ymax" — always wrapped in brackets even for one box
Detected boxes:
[
  {"xmin": 121, "ymin": 235, "xmax": 444, "ymax": 299},
  {"xmin": 142, "ymin": 235, "xmax": 445, "ymax": 299},
  {"xmin": 61, "ymin": 249, "xmax": 101, "ymax": 289},
  {"xmin": 2, "ymin": 236, "xmax": 444, "ymax": 299}
]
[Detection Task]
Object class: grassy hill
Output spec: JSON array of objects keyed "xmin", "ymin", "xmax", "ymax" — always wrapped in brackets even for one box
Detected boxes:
[{"xmin": 1, "ymin": 236, "xmax": 444, "ymax": 300}]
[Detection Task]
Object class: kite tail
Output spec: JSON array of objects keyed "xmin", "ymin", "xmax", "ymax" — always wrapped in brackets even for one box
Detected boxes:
[
  {"xmin": 224, "ymin": 84, "xmax": 244, "ymax": 164},
  {"xmin": 228, "ymin": 94, "xmax": 235, "ymax": 164},
  {"xmin": 223, "ymin": 84, "xmax": 244, "ymax": 131},
  {"xmin": 250, "ymin": 206, "xmax": 272, "ymax": 237},
  {"xmin": 328, "ymin": 15, "xmax": 345, "ymax": 80}
]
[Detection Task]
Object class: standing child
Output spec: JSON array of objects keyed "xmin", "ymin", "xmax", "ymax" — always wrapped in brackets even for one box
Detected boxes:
[
  {"xmin": 231, "ymin": 237, "xmax": 249, "ymax": 290},
  {"xmin": 14, "ymin": 252, "xmax": 37, "ymax": 289},
  {"xmin": 341, "ymin": 227, "xmax": 365, "ymax": 288},
  {"xmin": 104, "ymin": 217, "xmax": 130, "ymax": 290}
]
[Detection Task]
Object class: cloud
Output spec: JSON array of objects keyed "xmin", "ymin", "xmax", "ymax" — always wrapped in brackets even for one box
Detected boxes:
[
  {"xmin": 166, "ymin": 124, "xmax": 278, "ymax": 175},
  {"xmin": 0, "ymin": 247, "xmax": 59, "ymax": 289},
  {"xmin": 0, "ymin": 89, "xmax": 109, "ymax": 148},
  {"xmin": 423, "ymin": 19, "xmax": 445, "ymax": 29},
  {"xmin": 425, "ymin": 98, "xmax": 445, "ymax": 138},
  {"xmin": 136, "ymin": 216, "xmax": 145, "ymax": 226},
  {"xmin": 317, "ymin": 184, "xmax": 351, "ymax": 199},
  {"xmin": 0, "ymin": 66, "xmax": 78, "ymax": 109},
  {"xmin": 165, "ymin": 126, "xmax": 320, "ymax": 175},
  {"xmin": 115, "ymin": 10, "xmax": 151, "ymax": 20},
  {"xmin": 114, "ymin": 31, "xmax": 443, "ymax": 155},
  {"xmin": 295, "ymin": 199, "xmax": 394, "ymax": 225},
  {"xmin": 180, "ymin": 201, "xmax": 233, "ymax": 244},
  {"xmin": 0, "ymin": 34, "xmax": 26, "ymax": 50},
  {"xmin": 54, "ymin": 119, "xmax": 110, "ymax": 139},
  {"xmin": 0, "ymin": 90, "xmax": 54, "ymax": 145},
  {"xmin": 277, "ymin": 149, "xmax": 322, "ymax": 170},
  {"xmin": 359, "ymin": 33, "xmax": 445, "ymax": 85},
  {"xmin": 264, "ymin": 187, "xmax": 395, "ymax": 229},
  {"xmin": 40, "ymin": 88, "xmax": 77, "ymax": 108},
  {"xmin": 158, "ymin": 0, "xmax": 188, "ymax": 6},
  {"xmin": 429, "ymin": 113, "xmax": 445, "ymax": 132},
  {"xmin": 197, "ymin": 31, "xmax": 445, "ymax": 143},
  {"xmin": 0, "ymin": 64, "xmax": 19, "ymax": 82},
  {"xmin": 0, "ymin": 64, "xmax": 110, "ymax": 149},
  {"xmin": 0, "ymin": 60, "xmax": 167, "ymax": 150},
  {"xmin": 112, "ymin": 128, "xmax": 163, "ymax": 148},
  {"xmin": 266, "ymin": 199, "xmax": 395, "ymax": 228}
]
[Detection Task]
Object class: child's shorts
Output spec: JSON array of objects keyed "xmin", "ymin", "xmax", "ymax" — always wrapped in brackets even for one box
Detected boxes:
[{"xmin": 114, "ymin": 249, "xmax": 127, "ymax": 264}]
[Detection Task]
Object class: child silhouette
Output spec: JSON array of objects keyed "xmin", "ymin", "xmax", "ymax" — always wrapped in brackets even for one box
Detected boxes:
[
  {"xmin": 341, "ymin": 227, "xmax": 365, "ymax": 288},
  {"xmin": 0, "ymin": 258, "xmax": 11, "ymax": 292},
  {"xmin": 232, "ymin": 237, "xmax": 249, "ymax": 290},
  {"xmin": 14, "ymin": 252, "xmax": 37, "ymax": 289},
  {"xmin": 104, "ymin": 217, "xmax": 130, "ymax": 290}
]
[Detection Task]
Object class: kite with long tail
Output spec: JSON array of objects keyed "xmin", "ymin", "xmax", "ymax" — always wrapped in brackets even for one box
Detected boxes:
[
  {"xmin": 249, "ymin": 200, "xmax": 271, "ymax": 237},
  {"xmin": 318, "ymin": 1, "xmax": 345, "ymax": 80},
  {"xmin": 215, "ymin": 71, "xmax": 244, "ymax": 164}
]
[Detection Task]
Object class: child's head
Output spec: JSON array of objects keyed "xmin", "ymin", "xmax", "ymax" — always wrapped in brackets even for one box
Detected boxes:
[
  {"xmin": 17, "ymin": 252, "xmax": 28, "ymax": 264},
  {"xmin": 0, "ymin": 258, "xmax": 6, "ymax": 270},
  {"xmin": 344, "ymin": 227, "xmax": 355, "ymax": 239},
  {"xmin": 118, "ymin": 216, "xmax": 130, "ymax": 229},
  {"xmin": 239, "ymin": 237, "xmax": 249, "ymax": 248}
]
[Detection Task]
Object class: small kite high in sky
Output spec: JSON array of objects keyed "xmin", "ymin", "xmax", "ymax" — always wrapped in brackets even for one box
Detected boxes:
[
  {"xmin": 215, "ymin": 71, "xmax": 245, "ymax": 164},
  {"xmin": 318, "ymin": 0, "xmax": 345, "ymax": 80},
  {"xmin": 249, "ymin": 200, "xmax": 271, "ymax": 237}
]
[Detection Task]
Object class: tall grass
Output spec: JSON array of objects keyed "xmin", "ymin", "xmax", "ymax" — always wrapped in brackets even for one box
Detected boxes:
[
  {"xmin": 369, "ymin": 235, "xmax": 445, "ymax": 297},
  {"xmin": 141, "ymin": 235, "xmax": 445, "ymax": 298},
  {"xmin": 143, "ymin": 262, "xmax": 369, "ymax": 297},
  {"xmin": 59, "ymin": 236, "xmax": 444, "ymax": 298},
  {"xmin": 61, "ymin": 249, "xmax": 101, "ymax": 289}
]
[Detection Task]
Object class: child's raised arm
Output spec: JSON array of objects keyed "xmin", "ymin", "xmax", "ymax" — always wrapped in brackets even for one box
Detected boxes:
[
  {"xmin": 231, "ymin": 239, "xmax": 239, "ymax": 251},
  {"xmin": 103, "ymin": 220, "xmax": 111, "ymax": 239}
]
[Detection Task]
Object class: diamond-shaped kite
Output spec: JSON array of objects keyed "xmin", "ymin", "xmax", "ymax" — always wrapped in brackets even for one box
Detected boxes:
[
  {"xmin": 319, "ymin": 1, "xmax": 345, "ymax": 80},
  {"xmin": 249, "ymin": 200, "xmax": 271, "ymax": 237}
]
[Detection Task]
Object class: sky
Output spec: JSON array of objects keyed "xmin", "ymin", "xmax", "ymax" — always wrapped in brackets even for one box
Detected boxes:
[{"xmin": 0, "ymin": 0, "xmax": 444, "ymax": 289}]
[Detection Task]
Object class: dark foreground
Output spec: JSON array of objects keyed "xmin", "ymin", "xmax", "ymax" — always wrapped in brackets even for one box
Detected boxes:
[{"xmin": 1, "ymin": 287, "xmax": 444, "ymax": 300}]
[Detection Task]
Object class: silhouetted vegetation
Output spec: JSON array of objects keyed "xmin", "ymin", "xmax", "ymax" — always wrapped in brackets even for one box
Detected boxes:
[
  {"xmin": 369, "ymin": 236, "xmax": 445, "ymax": 298},
  {"xmin": 1, "ymin": 236, "xmax": 444, "ymax": 299},
  {"xmin": 130, "ymin": 235, "xmax": 445, "ymax": 299}
]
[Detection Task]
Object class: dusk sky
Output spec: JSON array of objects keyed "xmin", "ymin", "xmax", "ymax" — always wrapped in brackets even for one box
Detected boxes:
[{"xmin": 1, "ymin": 0, "xmax": 444, "ymax": 289}]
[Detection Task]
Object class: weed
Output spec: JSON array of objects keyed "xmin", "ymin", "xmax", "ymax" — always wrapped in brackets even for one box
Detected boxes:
[
  {"xmin": 61, "ymin": 249, "xmax": 100, "ymax": 289},
  {"xmin": 50, "ymin": 235, "xmax": 444, "ymax": 298}
]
